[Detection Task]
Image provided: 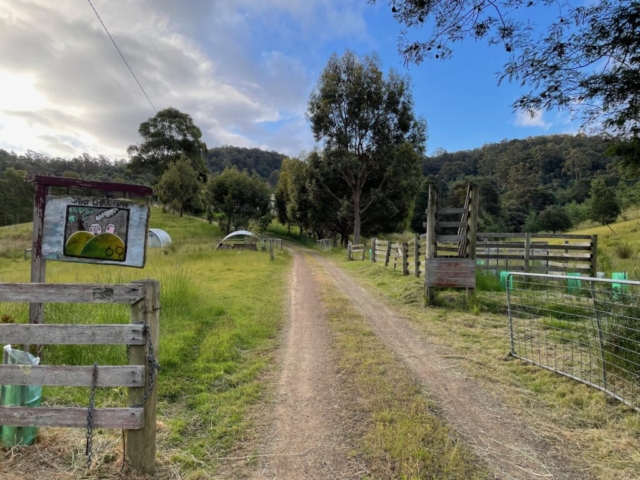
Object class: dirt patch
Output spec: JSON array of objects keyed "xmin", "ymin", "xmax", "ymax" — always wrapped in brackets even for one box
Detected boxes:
[
  {"xmin": 249, "ymin": 249, "xmax": 360, "ymax": 479},
  {"xmin": 313, "ymin": 252, "xmax": 592, "ymax": 480}
]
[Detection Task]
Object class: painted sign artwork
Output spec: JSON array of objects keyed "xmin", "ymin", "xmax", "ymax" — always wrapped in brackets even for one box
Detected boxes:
[
  {"xmin": 42, "ymin": 196, "xmax": 149, "ymax": 268},
  {"xmin": 64, "ymin": 206, "xmax": 130, "ymax": 262}
]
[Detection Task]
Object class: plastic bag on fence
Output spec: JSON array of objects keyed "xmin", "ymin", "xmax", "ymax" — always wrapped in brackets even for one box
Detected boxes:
[
  {"xmin": 612, "ymin": 272, "xmax": 629, "ymax": 297},
  {"xmin": 0, "ymin": 345, "xmax": 42, "ymax": 447}
]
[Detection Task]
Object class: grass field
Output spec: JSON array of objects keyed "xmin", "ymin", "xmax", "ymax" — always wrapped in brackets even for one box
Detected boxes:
[{"xmin": 0, "ymin": 209, "xmax": 291, "ymax": 478}]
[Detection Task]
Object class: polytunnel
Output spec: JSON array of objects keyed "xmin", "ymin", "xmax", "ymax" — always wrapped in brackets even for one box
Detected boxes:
[{"xmin": 147, "ymin": 229, "xmax": 172, "ymax": 248}]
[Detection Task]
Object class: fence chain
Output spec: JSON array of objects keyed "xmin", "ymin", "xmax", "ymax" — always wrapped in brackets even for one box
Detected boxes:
[{"xmin": 85, "ymin": 362, "xmax": 98, "ymax": 469}]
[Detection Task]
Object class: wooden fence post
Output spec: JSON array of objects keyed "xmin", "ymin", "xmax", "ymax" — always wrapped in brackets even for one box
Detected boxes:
[
  {"xmin": 269, "ymin": 239, "xmax": 274, "ymax": 261},
  {"xmin": 127, "ymin": 280, "xmax": 160, "ymax": 475},
  {"xmin": 362, "ymin": 242, "xmax": 366, "ymax": 261},
  {"xmin": 591, "ymin": 235, "xmax": 598, "ymax": 277},
  {"xmin": 524, "ymin": 233, "xmax": 531, "ymax": 273},
  {"xmin": 425, "ymin": 185, "xmax": 438, "ymax": 305},
  {"xmin": 402, "ymin": 242, "xmax": 409, "ymax": 275},
  {"xmin": 466, "ymin": 183, "xmax": 479, "ymax": 260},
  {"xmin": 414, "ymin": 233, "xmax": 420, "ymax": 278},
  {"xmin": 371, "ymin": 238, "xmax": 377, "ymax": 263},
  {"xmin": 347, "ymin": 242, "xmax": 352, "ymax": 261},
  {"xmin": 384, "ymin": 241, "xmax": 392, "ymax": 267}
]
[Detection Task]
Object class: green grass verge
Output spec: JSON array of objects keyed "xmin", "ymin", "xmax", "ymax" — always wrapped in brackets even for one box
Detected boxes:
[
  {"xmin": 308, "ymin": 255, "xmax": 487, "ymax": 479},
  {"xmin": 0, "ymin": 208, "xmax": 291, "ymax": 477}
]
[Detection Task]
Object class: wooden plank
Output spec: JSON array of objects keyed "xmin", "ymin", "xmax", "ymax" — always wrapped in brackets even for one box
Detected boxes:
[
  {"xmin": 0, "ymin": 406, "xmax": 143, "ymax": 429},
  {"xmin": 476, "ymin": 254, "xmax": 526, "ymax": 261},
  {"xmin": 437, "ymin": 246, "xmax": 459, "ymax": 252},
  {"xmin": 529, "ymin": 265, "xmax": 592, "ymax": 273},
  {"xmin": 529, "ymin": 255, "xmax": 591, "ymax": 262},
  {"xmin": 0, "ymin": 365, "xmax": 144, "ymax": 387},
  {"xmin": 438, "ymin": 207, "xmax": 468, "ymax": 215},
  {"xmin": 529, "ymin": 233, "xmax": 592, "ymax": 239},
  {"xmin": 425, "ymin": 258, "xmax": 476, "ymax": 288},
  {"xmin": 591, "ymin": 235, "xmax": 598, "ymax": 277},
  {"xmin": 26, "ymin": 174, "xmax": 153, "ymax": 196},
  {"xmin": 436, "ymin": 235, "xmax": 464, "ymax": 243},
  {"xmin": 0, "ymin": 283, "xmax": 146, "ymax": 304},
  {"xmin": 437, "ymin": 221, "xmax": 464, "ymax": 228},
  {"xmin": 543, "ymin": 244, "xmax": 592, "ymax": 251},
  {"xmin": 0, "ymin": 324, "xmax": 145, "ymax": 345},
  {"xmin": 477, "ymin": 233, "xmax": 526, "ymax": 239}
]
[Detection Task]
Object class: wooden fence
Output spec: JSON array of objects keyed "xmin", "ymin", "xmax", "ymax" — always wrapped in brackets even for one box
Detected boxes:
[
  {"xmin": 370, "ymin": 235, "xmax": 423, "ymax": 277},
  {"xmin": 347, "ymin": 241, "xmax": 366, "ymax": 261},
  {"xmin": 0, "ymin": 280, "xmax": 160, "ymax": 474},
  {"xmin": 474, "ymin": 233, "xmax": 597, "ymax": 276}
]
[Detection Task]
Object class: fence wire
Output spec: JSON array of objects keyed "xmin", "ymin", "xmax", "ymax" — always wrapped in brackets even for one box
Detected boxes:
[{"xmin": 507, "ymin": 273, "xmax": 640, "ymax": 411}]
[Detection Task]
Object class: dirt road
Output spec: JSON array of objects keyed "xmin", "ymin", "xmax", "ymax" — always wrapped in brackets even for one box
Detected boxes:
[
  {"xmin": 254, "ymin": 246, "xmax": 587, "ymax": 479},
  {"xmin": 253, "ymin": 249, "xmax": 358, "ymax": 479}
]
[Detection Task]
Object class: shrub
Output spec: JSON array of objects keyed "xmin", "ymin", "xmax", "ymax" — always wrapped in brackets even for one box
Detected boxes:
[{"xmin": 615, "ymin": 242, "xmax": 635, "ymax": 259}]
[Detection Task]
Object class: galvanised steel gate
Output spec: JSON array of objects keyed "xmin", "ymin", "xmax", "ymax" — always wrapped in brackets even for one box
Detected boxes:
[{"xmin": 506, "ymin": 272, "xmax": 640, "ymax": 411}]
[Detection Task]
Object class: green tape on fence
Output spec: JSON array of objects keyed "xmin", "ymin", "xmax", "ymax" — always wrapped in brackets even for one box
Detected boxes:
[
  {"xmin": 612, "ymin": 272, "xmax": 628, "ymax": 295},
  {"xmin": 499, "ymin": 271, "xmax": 514, "ymax": 291},
  {"xmin": 567, "ymin": 272, "xmax": 581, "ymax": 294}
]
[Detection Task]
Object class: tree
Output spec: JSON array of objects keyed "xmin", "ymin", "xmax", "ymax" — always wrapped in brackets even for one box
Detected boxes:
[
  {"xmin": 307, "ymin": 50, "xmax": 427, "ymax": 243},
  {"xmin": 206, "ymin": 167, "xmax": 271, "ymax": 234},
  {"xmin": 589, "ymin": 178, "xmax": 621, "ymax": 225},
  {"xmin": 128, "ymin": 108, "xmax": 208, "ymax": 178},
  {"xmin": 377, "ymin": 1, "xmax": 640, "ymax": 149},
  {"xmin": 536, "ymin": 205, "xmax": 573, "ymax": 233},
  {"xmin": 156, "ymin": 156, "xmax": 202, "ymax": 217}
]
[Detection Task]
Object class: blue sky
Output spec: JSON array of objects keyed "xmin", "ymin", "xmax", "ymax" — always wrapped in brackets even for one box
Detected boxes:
[{"xmin": 0, "ymin": 0, "xmax": 580, "ymax": 159}]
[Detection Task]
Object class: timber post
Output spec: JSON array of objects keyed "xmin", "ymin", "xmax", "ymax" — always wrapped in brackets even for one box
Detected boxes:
[
  {"xmin": 127, "ymin": 279, "xmax": 160, "ymax": 475},
  {"xmin": 347, "ymin": 242, "xmax": 352, "ymax": 261},
  {"xmin": 466, "ymin": 183, "xmax": 479, "ymax": 261},
  {"xmin": 371, "ymin": 238, "xmax": 377, "ymax": 263},
  {"xmin": 362, "ymin": 241, "xmax": 366, "ymax": 261},
  {"xmin": 591, "ymin": 235, "xmax": 598, "ymax": 277},
  {"xmin": 524, "ymin": 233, "xmax": 531, "ymax": 273},
  {"xmin": 414, "ymin": 233, "xmax": 420, "ymax": 278},
  {"xmin": 384, "ymin": 241, "xmax": 392, "ymax": 267},
  {"xmin": 425, "ymin": 185, "xmax": 438, "ymax": 305},
  {"xmin": 402, "ymin": 242, "xmax": 409, "ymax": 276}
]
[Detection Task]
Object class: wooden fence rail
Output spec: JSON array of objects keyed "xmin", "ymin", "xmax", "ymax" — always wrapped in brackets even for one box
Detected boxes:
[{"xmin": 0, "ymin": 279, "xmax": 160, "ymax": 474}]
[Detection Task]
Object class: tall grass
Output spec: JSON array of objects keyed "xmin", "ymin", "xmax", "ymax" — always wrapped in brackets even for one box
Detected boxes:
[{"xmin": 0, "ymin": 208, "xmax": 292, "ymax": 475}]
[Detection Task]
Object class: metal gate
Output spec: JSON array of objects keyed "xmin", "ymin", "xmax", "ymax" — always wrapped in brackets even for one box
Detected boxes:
[{"xmin": 506, "ymin": 272, "xmax": 640, "ymax": 411}]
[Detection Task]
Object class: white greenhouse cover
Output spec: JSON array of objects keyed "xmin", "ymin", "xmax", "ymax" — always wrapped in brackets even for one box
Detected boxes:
[
  {"xmin": 219, "ymin": 230, "xmax": 264, "ymax": 244},
  {"xmin": 148, "ymin": 228, "xmax": 172, "ymax": 248}
]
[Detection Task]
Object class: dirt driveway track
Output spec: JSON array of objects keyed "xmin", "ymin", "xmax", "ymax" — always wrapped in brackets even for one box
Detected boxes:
[
  {"xmin": 311, "ymin": 251, "xmax": 589, "ymax": 480},
  {"xmin": 253, "ymin": 248, "xmax": 358, "ymax": 479}
]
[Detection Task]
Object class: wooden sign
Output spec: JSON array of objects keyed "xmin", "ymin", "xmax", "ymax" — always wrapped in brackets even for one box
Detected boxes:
[{"xmin": 41, "ymin": 196, "xmax": 149, "ymax": 268}]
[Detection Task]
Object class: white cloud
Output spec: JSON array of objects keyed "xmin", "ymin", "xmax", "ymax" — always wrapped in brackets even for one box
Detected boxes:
[
  {"xmin": 514, "ymin": 109, "xmax": 552, "ymax": 130},
  {"xmin": 0, "ymin": 0, "xmax": 368, "ymax": 158}
]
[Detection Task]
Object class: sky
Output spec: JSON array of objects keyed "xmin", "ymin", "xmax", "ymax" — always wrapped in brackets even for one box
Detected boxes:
[{"xmin": 0, "ymin": 0, "xmax": 581, "ymax": 160}]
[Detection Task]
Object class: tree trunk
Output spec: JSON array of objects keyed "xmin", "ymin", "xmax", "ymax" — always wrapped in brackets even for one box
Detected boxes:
[
  {"xmin": 287, "ymin": 222, "xmax": 291, "ymax": 234},
  {"xmin": 353, "ymin": 190, "xmax": 361, "ymax": 245},
  {"xmin": 179, "ymin": 206, "xmax": 183, "ymax": 217}
]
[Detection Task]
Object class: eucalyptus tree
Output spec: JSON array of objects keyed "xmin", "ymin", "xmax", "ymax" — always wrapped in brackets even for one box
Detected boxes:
[{"xmin": 307, "ymin": 50, "xmax": 427, "ymax": 243}]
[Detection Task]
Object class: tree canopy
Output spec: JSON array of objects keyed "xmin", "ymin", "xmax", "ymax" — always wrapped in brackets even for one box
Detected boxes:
[
  {"xmin": 206, "ymin": 167, "xmax": 271, "ymax": 234},
  {"xmin": 307, "ymin": 50, "xmax": 427, "ymax": 243},
  {"xmin": 377, "ymin": 0, "xmax": 640, "ymax": 157},
  {"xmin": 156, "ymin": 156, "xmax": 202, "ymax": 217},
  {"xmin": 128, "ymin": 107, "xmax": 208, "ymax": 178}
]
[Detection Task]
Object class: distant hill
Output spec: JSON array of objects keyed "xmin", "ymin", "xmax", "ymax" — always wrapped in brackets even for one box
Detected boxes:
[
  {"xmin": 414, "ymin": 134, "xmax": 638, "ymax": 233},
  {"xmin": 206, "ymin": 146, "xmax": 285, "ymax": 185}
]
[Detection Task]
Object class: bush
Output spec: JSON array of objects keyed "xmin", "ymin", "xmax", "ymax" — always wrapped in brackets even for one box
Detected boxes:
[{"xmin": 615, "ymin": 242, "xmax": 635, "ymax": 259}]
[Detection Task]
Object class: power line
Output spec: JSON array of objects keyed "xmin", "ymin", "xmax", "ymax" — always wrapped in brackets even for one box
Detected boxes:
[{"xmin": 86, "ymin": 0, "xmax": 157, "ymax": 113}]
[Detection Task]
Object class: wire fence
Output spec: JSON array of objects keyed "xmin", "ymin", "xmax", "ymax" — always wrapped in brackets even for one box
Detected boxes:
[{"xmin": 507, "ymin": 272, "xmax": 640, "ymax": 411}]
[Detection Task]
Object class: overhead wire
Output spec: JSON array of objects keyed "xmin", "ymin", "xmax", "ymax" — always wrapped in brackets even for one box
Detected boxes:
[{"xmin": 86, "ymin": 0, "xmax": 157, "ymax": 113}]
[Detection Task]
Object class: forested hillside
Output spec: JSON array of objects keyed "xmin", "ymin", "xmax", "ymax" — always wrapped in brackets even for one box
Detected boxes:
[
  {"xmin": 416, "ymin": 134, "xmax": 637, "ymax": 233},
  {"xmin": 205, "ymin": 146, "xmax": 284, "ymax": 185}
]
